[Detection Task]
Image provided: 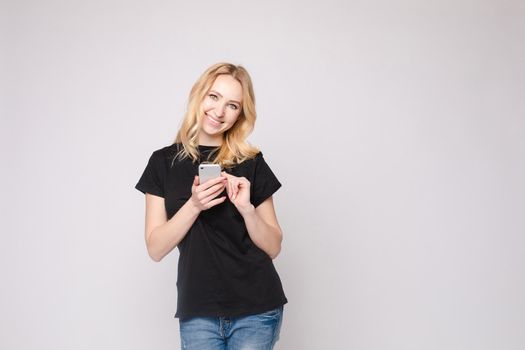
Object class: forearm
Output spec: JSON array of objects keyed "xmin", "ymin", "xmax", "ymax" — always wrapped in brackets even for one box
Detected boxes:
[
  {"xmin": 147, "ymin": 199, "xmax": 201, "ymax": 262},
  {"xmin": 240, "ymin": 205, "xmax": 282, "ymax": 259}
]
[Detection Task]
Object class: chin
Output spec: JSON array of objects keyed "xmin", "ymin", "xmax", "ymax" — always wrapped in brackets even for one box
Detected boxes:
[{"xmin": 202, "ymin": 126, "xmax": 223, "ymax": 136}]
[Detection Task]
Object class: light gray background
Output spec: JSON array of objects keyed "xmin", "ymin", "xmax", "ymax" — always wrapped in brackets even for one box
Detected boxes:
[{"xmin": 2, "ymin": 0, "xmax": 524, "ymax": 349}]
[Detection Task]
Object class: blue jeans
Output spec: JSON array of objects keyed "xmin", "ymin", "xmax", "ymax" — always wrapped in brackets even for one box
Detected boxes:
[{"xmin": 179, "ymin": 306, "xmax": 284, "ymax": 350}]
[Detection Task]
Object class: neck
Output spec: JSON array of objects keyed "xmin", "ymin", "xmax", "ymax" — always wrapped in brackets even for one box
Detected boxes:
[{"xmin": 198, "ymin": 134, "xmax": 223, "ymax": 147}]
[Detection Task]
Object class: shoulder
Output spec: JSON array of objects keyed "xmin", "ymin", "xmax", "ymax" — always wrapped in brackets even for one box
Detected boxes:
[
  {"xmin": 241, "ymin": 150, "xmax": 263, "ymax": 169},
  {"xmin": 148, "ymin": 145, "xmax": 169, "ymax": 159},
  {"xmin": 148, "ymin": 144, "xmax": 179, "ymax": 166},
  {"xmin": 242, "ymin": 151, "xmax": 270, "ymax": 176},
  {"xmin": 251, "ymin": 150, "xmax": 280, "ymax": 177},
  {"xmin": 249, "ymin": 150, "xmax": 263, "ymax": 162},
  {"xmin": 244, "ymin": 150, "xmax": 275, "ymax": 170},
  {"xmin": 157, "ymin": 143, "xmax": 180, "ymax": 154}
]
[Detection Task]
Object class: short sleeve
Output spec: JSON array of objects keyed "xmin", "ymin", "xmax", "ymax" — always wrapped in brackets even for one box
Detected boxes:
[
  {"xmin": 251, "ymin": 152, "xmax": 282, "ymax": 208},
  {"xmin": 135, "ymin": 149, "xmax": 167, "ymax": 198}
]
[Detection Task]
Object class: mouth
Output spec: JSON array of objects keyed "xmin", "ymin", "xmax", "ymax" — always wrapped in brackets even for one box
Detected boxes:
[{"xmin": 206, "ymin": 113, "xmax": 223, "ymax": 126}]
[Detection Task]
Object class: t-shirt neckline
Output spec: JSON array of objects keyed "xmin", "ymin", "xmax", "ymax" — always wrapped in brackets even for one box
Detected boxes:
[{"xmin": 198, "ymin": 144, "xmax": 221, "ymax": 150}]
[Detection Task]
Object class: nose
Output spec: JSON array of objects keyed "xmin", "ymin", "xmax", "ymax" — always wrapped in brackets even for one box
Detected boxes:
[{"xmin": 213, "ymin": 103, "xmax": 226, "ymax": 117}]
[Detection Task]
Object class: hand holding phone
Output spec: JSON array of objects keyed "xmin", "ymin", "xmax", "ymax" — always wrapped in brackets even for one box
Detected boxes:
[{"xmin": 190, "ymin": 163, "xmax": 227, "ymax": 211}]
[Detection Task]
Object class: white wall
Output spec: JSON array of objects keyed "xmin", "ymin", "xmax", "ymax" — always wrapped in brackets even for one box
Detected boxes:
[{"xmin": 2, "ymin": 0, "xmax": 524, "ymax": 349}]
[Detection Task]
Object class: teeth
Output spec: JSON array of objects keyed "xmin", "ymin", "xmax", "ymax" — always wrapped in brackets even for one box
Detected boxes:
[{"xmin": 207, "ymin": 114, "xmax": 222, "ymax": 124}]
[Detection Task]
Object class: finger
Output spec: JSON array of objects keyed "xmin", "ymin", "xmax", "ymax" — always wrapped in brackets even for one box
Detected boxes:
[
  {"xmin": 202, "ymin": 187, "xmax": 227, "ymax": 204},
  {"xmin": 199, "ymin": 176, "xmax": 227, "ymax": 191},
  {"xmin": 199, "ymin": 181, "xmax": 226, "ymax": 199},
  {"xmin": 228, "ymin": 180, "xmax": 234, "ymax": 199},
  {"xmin": 228, "ymin": 180, "xmax": 233, "ymax": 198},
  {"xmin": 204, "ymin": 196, "xmax": 227, "ymax": 209},
  {"xmin": 202, "ymin": 175, "xmax": 227, "ymax": 188},
  {"xmin": 233, "ymin": 181, "xmax": 239, "ymax": 200},
  {"xmin": 193, "ymin": 175, "xmax": 199, "ymax": 187}
]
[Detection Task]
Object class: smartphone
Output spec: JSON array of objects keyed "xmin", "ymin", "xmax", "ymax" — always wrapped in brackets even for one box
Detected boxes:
[{"xmin": 198, "ymin": 163, "xmax": 221, "ymax": 185}]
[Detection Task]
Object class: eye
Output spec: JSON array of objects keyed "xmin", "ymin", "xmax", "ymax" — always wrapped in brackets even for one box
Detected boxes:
[
  {"xmin": 209, "ymin": 93, "xmax": 218, "ymax": 100},
  {"xmin": 229, "ymin": 104, "xmax": 239, "ymax": 110}
]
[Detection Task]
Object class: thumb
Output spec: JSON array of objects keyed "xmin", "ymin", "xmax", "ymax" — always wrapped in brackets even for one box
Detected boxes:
[{"xmin": 193, "ymin": 175, "xmax": 199, "ymax": 186}]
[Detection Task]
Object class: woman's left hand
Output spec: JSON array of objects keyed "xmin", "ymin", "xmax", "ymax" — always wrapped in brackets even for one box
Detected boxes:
[{"xmin": 221, "ymin": 171, "xmax": 253, "ymax": 212}]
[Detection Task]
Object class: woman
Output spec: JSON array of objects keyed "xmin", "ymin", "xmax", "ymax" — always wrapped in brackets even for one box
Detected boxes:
[{"xmin": 135, "ymin": 62, "xmax": 288, "ymax": 349}]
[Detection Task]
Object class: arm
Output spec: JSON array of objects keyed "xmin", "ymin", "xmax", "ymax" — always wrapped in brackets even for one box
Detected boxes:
[
  {"xmin": 221, "ymin": 171, "xmax": 283, "ymax": 259},
  {"xmin": 143, "ymin": 175, "xmax": 227, "ymax": 262},
  {"xmin": 144, "ymin": 194, "xmax": 200, "ymax": 262},
  {"xmin": 238, "ymin": 196, "xmax": 283, "ymax": 259}
]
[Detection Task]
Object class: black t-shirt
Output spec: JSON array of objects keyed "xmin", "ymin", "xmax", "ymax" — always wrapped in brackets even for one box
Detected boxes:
[{"xmin": 135, "ymin": 143, "xmax": 288, "ymax": 320}]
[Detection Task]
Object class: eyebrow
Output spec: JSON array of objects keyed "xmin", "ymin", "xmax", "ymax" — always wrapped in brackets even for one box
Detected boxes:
[{"xmin": 209, "ymin": 90, "xmax": 241, "ymax": 105}]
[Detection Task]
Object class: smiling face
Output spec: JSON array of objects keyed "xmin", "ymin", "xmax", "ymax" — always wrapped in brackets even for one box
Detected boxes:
[{"xmin": 199, "ymin": 74, "xmax": 243, "ymax": 146}]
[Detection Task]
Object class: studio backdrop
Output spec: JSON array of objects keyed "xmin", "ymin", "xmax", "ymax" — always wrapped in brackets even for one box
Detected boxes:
[{"xmin": 2, "ymin": 0, "xmax": 524, "ymax": 349}]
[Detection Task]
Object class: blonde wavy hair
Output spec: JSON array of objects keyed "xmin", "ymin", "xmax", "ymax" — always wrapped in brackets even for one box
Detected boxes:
[{"xmin": 173, "ymin": 62, "xmax": 260, "ymax": 168}]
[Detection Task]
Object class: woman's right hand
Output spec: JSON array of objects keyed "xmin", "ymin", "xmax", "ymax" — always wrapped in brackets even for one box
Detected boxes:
[{"xmin": 189, "ymin": 175, "xmax": 228, "ymax": 211}]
